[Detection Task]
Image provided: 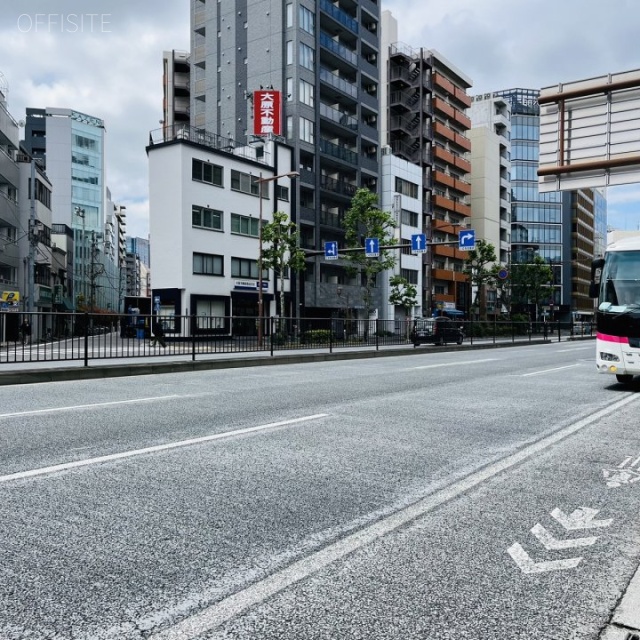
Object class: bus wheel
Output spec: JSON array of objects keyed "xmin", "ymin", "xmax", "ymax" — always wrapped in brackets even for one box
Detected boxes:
[{"xmin": 616, "ymin": 374, "xmax": 634, "ymax": 384}]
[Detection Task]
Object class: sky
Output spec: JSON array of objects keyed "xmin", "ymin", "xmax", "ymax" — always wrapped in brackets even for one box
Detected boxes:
[{"xmin": 1, "ymin": 0, "xmax": 640, "ymax": 238}]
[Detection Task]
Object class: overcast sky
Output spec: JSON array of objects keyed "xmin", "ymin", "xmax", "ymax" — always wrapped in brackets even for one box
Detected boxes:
[{"xmin": 1, "ymin": 0, "xmax": 640, "ymax": 238}]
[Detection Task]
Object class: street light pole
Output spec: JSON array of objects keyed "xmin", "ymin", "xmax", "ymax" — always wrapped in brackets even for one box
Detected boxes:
[
  {"xmin": 74, "ymin": 206, "xmax": 86, "ymax": 308},
  {"xmin": 256, "ymin": 170, "xmax": 299, "ymax": 348}
]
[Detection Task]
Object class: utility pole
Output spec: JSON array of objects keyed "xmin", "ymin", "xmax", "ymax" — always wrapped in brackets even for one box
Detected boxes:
[{"xmin": 26, "ymin": 159, "xmax": 37, "ymax": 312}]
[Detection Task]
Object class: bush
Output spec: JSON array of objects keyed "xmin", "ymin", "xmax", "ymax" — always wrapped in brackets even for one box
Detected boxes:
[{"xmin": 302, "ymin": 329, "xmax": 332, "ymax": 344}]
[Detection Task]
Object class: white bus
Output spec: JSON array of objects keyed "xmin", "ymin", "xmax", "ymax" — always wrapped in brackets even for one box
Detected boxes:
[{"xmin": 590, "ymin": 235, "xmax": 640, "ymax": 384}]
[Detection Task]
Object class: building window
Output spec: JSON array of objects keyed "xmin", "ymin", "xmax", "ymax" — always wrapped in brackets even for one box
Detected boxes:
[
  {"xmin": 276, "ymin": 185, "xmax": 289, "ymax": 202},
  {"xmin": 192, "ymin": 205, "xmax": 223, "ymax": 231},
  {"xmin": 286, "ymin": 40, "xmax": 293, "ymax": 65},
  {"xmin": 231, "ymin": 170, "xmax": 260, "ymax": 196},
  {"xmin": 395, "ymin": 178, "xmax": 418, "ymax": 199},
  {"xmin": 193, "ymin": 252, "xmax": 223, "ymax": 276},
  {"xmin": 231, "ymin": 257, "xmax": 267, "ymax": 279},
  {"xmin": 400, "ymin": 268, "xmax": 419, "ymax": 284},
  {"xmin": 299, "ymin": 42, "xmax": 314, "ymax": 71},
  {"xmin": 300, "ymin": 116, "xmax": 314, "ymax": 143},
  {"xmin": 401, "ymin": 209, "xmax": 418, "ymax": 227},
  {"xmin": 286, "ymin": 77, "xmax": 293, "ymax": 102},
  {"xmin": 299, "ymin": 5, "xmax": 315, "ymax": 34},
  {"xmin": 299, "ymin": 79, "xmax": 314, "ymax": 106},
  {"xmin": 286, "ymin": 2, "xmax": 293, "ymax": 27},
  {"xmin": 192, "ymin": 159, "xmax": 223, "ymax": 186},
  {"xmin": 231, "ymin": 213, "xmax": 260, "ymax": 237}
]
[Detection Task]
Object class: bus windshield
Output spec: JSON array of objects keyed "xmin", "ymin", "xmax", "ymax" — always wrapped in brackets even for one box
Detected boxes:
[{"xmin": 599, "ymin": 250, "xmax": 640, "ymax": 313}]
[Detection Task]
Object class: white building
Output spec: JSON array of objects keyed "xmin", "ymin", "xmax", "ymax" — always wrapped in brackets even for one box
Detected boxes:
[
  {"xmin": 380, "ymin": 148, "xmax": 423, "ymax": 323},
  {"xmin": 147, "ymin": 130, "xmax": 294, "ymax": 336}
]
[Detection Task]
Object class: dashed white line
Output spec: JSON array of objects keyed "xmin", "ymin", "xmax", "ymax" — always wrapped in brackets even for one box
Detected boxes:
[
  {"xmin": 0, "ymin": 414, "xmax": 328, "ymax": 483},
  {"xmin": 522, "ymin": 364, "xmax": 581, "ymax": 377},
  {"xmin": 410, "ymin": 358, "xmax": 498, "ymax": 370}
]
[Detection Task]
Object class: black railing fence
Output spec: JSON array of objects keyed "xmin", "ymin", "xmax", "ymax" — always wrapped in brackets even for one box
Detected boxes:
[{"xmin": 0, "ymin": 312, "xmax": 591, "ymax": 367}]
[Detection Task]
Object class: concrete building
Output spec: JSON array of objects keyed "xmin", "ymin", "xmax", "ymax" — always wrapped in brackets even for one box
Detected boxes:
[
  {"xmin": 188, "ymin": 0, "xmax": 381, "ymax": 320},
  {"xmin": 383, "ymin": 13, "xmax": 473, "ymax": 317},
  {"xmin": 22, "ymin": 107, "xmax": 108, "ymax": 308},
  {"xmin": 162, "ymin": 50, "xmax": 191, "ymax": 136},
  {"xmin": 147, "ymin": 132, "xmax": 295, "ymax": 335}
]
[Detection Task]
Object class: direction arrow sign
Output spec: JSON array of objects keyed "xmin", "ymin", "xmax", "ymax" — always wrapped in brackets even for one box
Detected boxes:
[
  {"xmin": 324, "ymin": 241, "xmax": 339, "ymax": 260},
  {"xmin": 365, "ymin": 237, "xmax": 379, "ymax": 258},
  {"xmin": 459, "ymin": 229, "xmax": 475, "ymax": 251},
  {"xmin": 411, "ymin": 233, "xmax": 427, "ymax": 254}
]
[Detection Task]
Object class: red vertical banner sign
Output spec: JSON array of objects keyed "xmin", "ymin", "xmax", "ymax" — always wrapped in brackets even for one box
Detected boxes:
[{"xmin": 253, "ymin": 90, "xmax": 282, "ymax": 136}]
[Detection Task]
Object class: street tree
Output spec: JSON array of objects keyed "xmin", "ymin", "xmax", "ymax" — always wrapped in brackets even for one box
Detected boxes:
[
  {"xmin": 261, "ymin": 211, "xmax": 306, "ymax": 325},
  {"xmin": 463, "ymin": 239, "xmax": 498, "ymax": 319},
  {"xmin": 342, "ymin": 188, "xmax": 397, "ymax": 322},
  {"xmin": 508, "ymin": 255, "xmax": 554, "ymax": 320},
  {"xmin": 388, "ymin": 275, "xmax": 418, "ymax": 340}
]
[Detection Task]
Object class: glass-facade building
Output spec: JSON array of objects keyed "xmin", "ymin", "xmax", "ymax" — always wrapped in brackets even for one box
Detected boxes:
[{"xmin": 496, "ymin": 88, "xmax": 563, "ymax": 308}]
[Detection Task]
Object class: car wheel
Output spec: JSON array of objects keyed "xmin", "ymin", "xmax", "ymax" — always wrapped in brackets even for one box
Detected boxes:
[{"xmin": 616, "ymin": 374, "xmax": 634, "ymax": 384}]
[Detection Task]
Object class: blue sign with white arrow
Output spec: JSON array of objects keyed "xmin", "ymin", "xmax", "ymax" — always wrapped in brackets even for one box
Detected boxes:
[
  {"xmin": 365, "ymin": 237, "xmax": 380, "ymax": 257},
  {"xmin": 459, "ymin": 229, "xmax": 476, "ymax": 251},
  {"xmin": 411, "ymin": 233, "xmax": 427, "ymax": 254},
  {"xmin": 324, "ymin": 241, "xmax": 339, "ymax": 260}
]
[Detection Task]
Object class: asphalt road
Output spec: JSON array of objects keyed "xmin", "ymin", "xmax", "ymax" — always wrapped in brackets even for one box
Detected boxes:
[{"xmin": 1, "ymin": 341, "xmax": 639, "ymax": 639}]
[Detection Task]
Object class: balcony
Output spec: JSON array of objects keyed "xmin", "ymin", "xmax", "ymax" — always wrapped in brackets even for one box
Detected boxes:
[
  {"xmin": 454, "ymin": 110, "xmax": 472, "ymax": 129},
  {"xmin": 454, "ymin": 155, "xmax": 471, "ymax": 173},
  {"xmin": 453, "ymin": 87, "xmax": 472, "ymax": 109},
  {"xmin": 320, "ymin": 31, "xmax": 358, "ymax": 66},
  {"xmin": 319, "ymin": 0, "xmax": 358, "ymax": 34},
  {"xmin": 0, "ymin": 147, "xmax": 19, "ymax": 187},
  {"xmin": 433, "ymin": 73, "xmax": 455, "ymax": 95},
  {"xmin": 434, "ymin": 145, "xmax": 455, "ymax": 165},
  {"xmin": 433, "ymin": 97, "xmax": 455, "ymax": 119},
  {"xmin": 452, "ymin": 131, "xmax": 472, "ymax": 152},
  {"xmin": 320, "ymin": 175, "xmax": 358, "ymax": 198},
  {"xmin": 319, "ymin": 67, "xmax": 358, "ymax": 99},
  {"xmin": 433, "ymin": 170, "xmax": 455, "ymax": 189},
  {"xmin": 319, "ymin": 138, "xmax": 358, "ymax": 165},
  {"xmin": 319, "ymin": 103, "xmax": 358, "ymax": 131},
  {"xmin": 432, "ymin": 193, "xmax": 456, "ymax": 213}
]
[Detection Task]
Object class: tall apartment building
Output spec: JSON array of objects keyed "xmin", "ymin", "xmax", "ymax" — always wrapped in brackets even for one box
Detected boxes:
[
  {"xmin": 189, "ymin": 0, "xmax": 381, "ymax": 320},
  {"xmin": 384, "ymin": 14, "xmax": 472, "ymax": 317}
]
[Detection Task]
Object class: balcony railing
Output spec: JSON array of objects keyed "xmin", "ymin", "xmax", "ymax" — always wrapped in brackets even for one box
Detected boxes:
[
  {"xmin": 320, "ymin": 175, "xmax": 358, "ymax": 197},
  {"xmin": 320, "ymin": 32, "xmax": 358, "ymax": 65},
  {"xmin": 319, "ymin": 67, "xmax": 358, "ymax": 98},
  {"xmin": 319, "ymin": 0, "xmax": 358, "ymax": 34},
  {"xmin": 319, "ymin": 138, "xmax": 358, "ymax": 164},
  {"xmin": 319, "ymin": 103, "xmax": 358, "ymax": 130}
]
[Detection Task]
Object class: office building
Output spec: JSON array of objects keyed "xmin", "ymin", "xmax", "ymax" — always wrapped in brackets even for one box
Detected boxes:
[{"xmin": 189, "ymin": 0, "xmax": 381, "ymax": 320}]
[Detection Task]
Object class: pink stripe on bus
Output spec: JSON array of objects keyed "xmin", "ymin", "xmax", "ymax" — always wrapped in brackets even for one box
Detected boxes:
[{"xmin": 597, "ymin": 333, "xmax": 629, "ymax": 344}]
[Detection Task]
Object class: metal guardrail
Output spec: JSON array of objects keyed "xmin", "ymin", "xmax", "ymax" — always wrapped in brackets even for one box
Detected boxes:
[{"xmin": 0, "ymin": 312, "xmax": 590, "ymax": 367}]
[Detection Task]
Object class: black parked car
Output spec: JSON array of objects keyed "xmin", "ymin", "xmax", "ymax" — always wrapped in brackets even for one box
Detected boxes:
[{"xmin": 411, "ymin": 317, "xmax": 464, "ymax": 347}]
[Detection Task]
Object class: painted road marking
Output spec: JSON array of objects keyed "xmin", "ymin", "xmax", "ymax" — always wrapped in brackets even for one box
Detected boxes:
[
  {"xmin": 0, "ymin": 395, "xmax": 186, "ymax": 419},
  {"xmin": 149, "ymin": 395, "xmax": 637, "ymax": 640},
  {"xmin": 507, "ymin": 542, "xmax": 583, "ymax": 574},
  {"xmin": 410, "ymin": 358, "xmax": 498, "ymax": 370},
  {"xmin": 603, "ymin": 453, "xmax": 640, "ymax": 488},
  {"xmin": 508, "ymin": 507, "xmax": 612, "ymax": 575},
  {"xmin": 551, "ymin": 507, "xmax": 613, "ymax": 530},
  {"xmin": 0, "ymin": 414, "xmax": 328, "ymax": 483},
  {"xmin": 521, "ymin": 363, "xmax": 581, "ymax": 377}
]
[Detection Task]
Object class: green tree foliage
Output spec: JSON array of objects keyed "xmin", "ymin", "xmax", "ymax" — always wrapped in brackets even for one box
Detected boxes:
[
  {"xmin": 509, "ymin": 255, "xmax": 554, "ymax": 317},
  {"xmin": 389, "ymin": 275, "xmax": 418, "ymax": 340},
  {"xmin": 342, "ymin": 189, "xmax": 397, "ymax": 320},
  {"xmin": 463, "ymin": 239, "xmax": 497, "ymax": 319},
  {"xmin": 261, "ymin": 211, "xmax": 306, "ymax": 320}
]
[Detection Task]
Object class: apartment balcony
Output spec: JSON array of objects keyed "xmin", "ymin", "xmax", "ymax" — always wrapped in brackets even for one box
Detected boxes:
[
  {"xmin": 453, "ymin": 86, "xmax": 472, "ymax": 109},
  {"xmin": 300, "ymin": 206, "xmax": 316, "ymax": 223},
  {"xmin": 433, "ymin": 97, "xmax": 455, "ymax": 119},
  {"xmin": 454, "ymin": 155, "xmax": 471, "ymax": 173},
  {"xmin": 320, "ymin": 210, "xmax": 345, "ymax": 228},
  {"xmin": 433, "ymin": 170, "xmax": 455, "ymax": 190},
  {"xmin": 319, "ymin": 67, "xmax": 358, "ymax": 99},
  {"xmin": 319, "ymin": 0, "xmax": 358, "ymax": 34},
  {"xmin": 359, "ymin": 154, "xmax": 378, "ymax": 173},
  {"xmin": 0, "ymin": 148, "xmax": 19, "ymax": 188},
  {"xmin": 433, "ymin": 121, "xmax": 455, "ymax": 143},
  {"xmin": 320, "ymin": 175, "xmax": 358, "ymax": 198},
  {"xmin": 433, "ymin": 73, "xmax": 455, "ymax": 96},
  {"xmin": 433, "ymin": 145, "xmax": 455, "ymax": 165},
  {"xmin": 432, "ymin": 193, "xmax": 456, "ymax": 214},
  {"xmin": 360, "ymin": 57, "xmax": 378, "ymax": 81},
  {"xmin": 454, "ymin": 110, "xmax": 472, "ymax": 129},
  {"xmin": 0, "ymin": 191, "xmax": 18, "ymax": 225},
  {"xmin": 452, "ymin": 131, "xmax": 472, "ymax": 153},
  {"xmin": 359, "ymin": 89, "xmax": 378, "ymax": 110},
  {"xmin": 319, "ymin": 103, "xmax": 358, "ymax": 133},
  {"xmin": 359, "ymin": 26, "xmax": 378, "ymax": 47},
  {"xmin": 319, "ymin": 138, "xmax": 358, "ymax": 165},
  {"xmin": 320, "ymin": 31, "xmax": 358, "ymax": 66},
  {"xmin": 452, "ymin": 177, "xmax": 471, "ymax": 196},
  {"xmin": 0, "ymin": 103, "xmax": 20, "ymax": 150},
  {"xmin": 299, "ymin": 168, "xmax": 316, "ymax": 185},
  {"xmin": 455, "ymin": 200, "xmax": 471, "ymax": 216}
]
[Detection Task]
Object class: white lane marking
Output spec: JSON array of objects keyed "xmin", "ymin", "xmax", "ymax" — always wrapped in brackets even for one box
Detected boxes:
[
  {"xmin": 555, "ymin": 347, "xmax": 594, "ymax": 352},
  {"xmin": 521, "ymin": 363, "xmax": 581, "ymax": 377},
  {"xmin": 507, "ymin": 542, "xmax": 583, "ymax": 574},
  {"xmin": 530, "ymin": 523, "xmax": 597, "ymax": 550},
  {"xmin": 0, "ymin": 395, "xmax": 186, "ymax": 419},
  {"xmin": 410, "ymin": 358, "xmax": 498, "ymax": 370},
  {"xmin": 150, "ymin": 393, "xmax": 639, "ymax": 640},
  {"xmin": 0, "ymin": 414, "xmax": 328, "ymax": 483},
  {"xmin": 551, "ymin": 507, "xmax": 613, "ymax": 531}
]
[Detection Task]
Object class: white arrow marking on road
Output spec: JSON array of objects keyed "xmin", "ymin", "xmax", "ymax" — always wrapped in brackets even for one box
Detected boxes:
[
  {"xmin": 507, "ymin": 542, "xmax": 583, "ymax": 574},
  {"xmin": 603, "ymin": 453, "xmax": 640, "ymax": 488},
  {"xmin": 551, "ymin": 507, "xmax": 613, "ymax": 531},
  {"xmin": 530, "ymin": 523, "xmax": 598, "ymax": 550}
]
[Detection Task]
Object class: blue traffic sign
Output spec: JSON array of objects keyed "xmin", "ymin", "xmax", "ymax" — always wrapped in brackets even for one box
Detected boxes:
[
  {"xmin": 324, "ymin": 241, "xmax": 338, "ymax": 260},
  {"xmin": 365, "ymin": 237, "xmax": 379, "ymax": 257},
  {"xmin": 459, "ymin": 229, "xmax": 476, "ymax": 251},
  {"xmin": 411, "ymin": 233, "xmax": 427, "ymax": 253}
]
